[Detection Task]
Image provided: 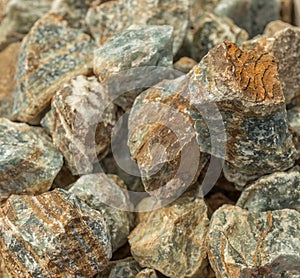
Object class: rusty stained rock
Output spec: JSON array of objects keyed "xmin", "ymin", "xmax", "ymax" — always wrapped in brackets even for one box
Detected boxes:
[
  {"xmin": 68, "ymin": 173, "xmax": 134, "ymax": 252},
  {"xmin": 0, "ymin": 118, "xmax": 63, "ymax": 201},
  {"xmin": 129, "ymin": 192, "xmax": 210, "ymax": 277},
  {"xmin": 189, "ymin": 41, "xmax": 297, "ymax": 186},
  {"xmin": 11, "ymin": 13, "xmax": 97, "ymax": 124},
  {"xmin": 42, "ymin": 75, "xmax": 117, "ymax": 175},
  {"xmin": 173, "ymin": 56, "xmax": 198, "ymax": 74},
  {"xmin": 243, "ymin": 23, "xmax": 300, "ymax": 103},
  {"xmin": 0, "ymin": 189, "xmax": 112, "ymax": 277},
  {"xmin": 207, "ymin": 205, "xmax": 300, "ymax": 277}
]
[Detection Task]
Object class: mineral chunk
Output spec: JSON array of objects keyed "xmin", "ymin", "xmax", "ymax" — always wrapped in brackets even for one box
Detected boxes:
[
  {"xmin": 214, "ymin": 0, "xmax": 280, "ymax": 37},
  {"xmin": 43, "ymin": 75, "xmax": 116, "ymax": 175},
  {"xmin": 173, "ymin": 57, "xmax": 197, "ymax": 74},
  {"xmin": 11, "ymin": 13, "xmax": 97, "ymax": 124},
  {"xmin": 287, "ymin": 106, "xmax": 300, "ymax": 152},
  {"xmin": 108, "ymin": 258, "xmax": 142, "ymax": 278},
  {"xmin": 0, "ymin": 118, "xmax": 63, "ymax": 201},
  {"xmin": 236, "ymin": 167, "xmax": 300, "ymax": 212},
  {"xmin": 0, "ymin": 189, "xmax": 112, "ymax": 277},
  {"xmin": 207, "ymin": 205, "xmax": 300, "ymax": 277},
  {"xmin": 136, "ymin": 268, "xmax": 158, "ymax": 278},
  {"xmin": 129, "ymin": 192, "xmax": 210, "ymax": 277},
  {"xmin": 68, "ymin": 173, "xmax": 134, "ymax": 252},
  {"xmin": 189, "ymin": 41, "xmax": 297, "ymax": 186}
]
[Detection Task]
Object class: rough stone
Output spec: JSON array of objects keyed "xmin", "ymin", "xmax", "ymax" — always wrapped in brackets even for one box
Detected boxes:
[
  {"xmin": 295, "ymin": 0, "xmax": 300, "ymax": 27},
  {"xmin": 173, "ymin": 57, "xmax": 197, "ymax": 74},
  {"xmin": 108, "ymin": 258, "xmax": 142, "ymax": 278},
  {"xmin": 214, "ymin": 0, "xmax": 280, "ymax": 37},
  {"xmin": 287, "ymin": 106, "xmax": 300, "ymax": 153},
  {"xmin": 189, "ymin": 41, "xmax": 297, "ymax": 186},
  {"xmin": 11, "ymin": 13, "xmax": 97, "ymax": 124},
  {"xmin": 0, "ymin": 118, "xmax": 63, "ymax": 201},
  {"xmin": 207, "ymin": 205, "xmax": 300, "ymax": 277},
  {"xmin": 0, "ymin": 189, "xmax": 112, "ymax": 277},
  {"xmin": 135, "ymin": 197, "xmax": 161, "ymax": 224},
  {"xmin": 42, "ymin": 75, "xmax": 116, "ymax": 175},
  {"xmin": 136, "ymin": 268, "xmax": 158, "ymax": 278},
  {"xmin": 263, "ymin": 19, "xmax": 294, "ymax": 36},
  {"xmin": 129, "ymin": 192, "xmax": 210, "ymax": 277},
  {"xmin": 279, "ymin": 0, "xmax": 293, "ymax": 23},
  {"xmin": 0, "ymin": 42, "xmax": 20, "ymax": 118},
  {"xmin": 68, "ymin": 173, "xmax": 134, "ymax": 252}
]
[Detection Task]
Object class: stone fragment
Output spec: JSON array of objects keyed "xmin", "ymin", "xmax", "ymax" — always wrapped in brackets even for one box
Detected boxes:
[
  {"xmin": 287, "ymin": 106, "xmax": 300, "ymax": 153},
  {"xmin": 0, "ymin": 42, "xmax": 20, "ymax": 117},
  {"xmin": 135, "ymin": 197, "xmax": 161, "ymax": 224},
  {"xmin": 11, "ymin": 13, "xmax": 97, "ymax": 124},
  {"xmin": 207, "ymin": 205, "xmax": 300, "ymax": 277},
  {"xmin": 68, "ymin": 173, "xmax": 134, "ymax": 252},
  {"xmin": 189, "ymin": 42, "xmax": 297, "ymax": 186},
  {"xmin": 263, "ymin": 19, "xmax": 293, "ymax": 35},
  {"xmin": 214, "ymin": 0, "xmax": 280, "ymax": 37},
  {"xmin": 129, "ymin": 192, "xmax": 210, "ymax": 277},
  {"xmin": 280, "ymin": 0, "xmax": 293, "ymax": 23},
  {"xmin": 0, "ymin": 0, "xmax": 9, "ymax": 23},
  {"xmin": 128, "ymin": 76, "xmax": 208, "ymax": 198},
  {"xmin": 136, "ymin": 268, "xmax": 158, "ymax": 278},
  {"xmin": 173, "ymin": 57, "xmax": 197, "ymax": 74},
  {"xmin": 0, "ymin": 118, "xmax": 63, "ymax": 201},
  {"xmin": 0, "ymin": 189, "xmax": 112, "ymax": 277},
  {"xmin": 236, "ymin": 167, "xmax": 300, "ymax": 212},
  {"xmin": 42, "ymin": 75, "xmax": 116, "ymax": 175},
  {"xmin": 108, "ymin": 258, "xmax": 142, "ymax": 278},
  {"xmin": 243, "ymin": 24, "xmax": 300, "ymax": 103}
]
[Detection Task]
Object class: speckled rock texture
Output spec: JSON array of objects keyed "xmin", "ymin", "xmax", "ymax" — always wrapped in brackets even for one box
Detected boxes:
[
  {"xmin": 0, "ymin": 189, "xmax": 112, "ymax": 277},
  {"xmin": 237, "ymin": 167, "xmax": 300, "ymax": 212},
  {"xmin": 68, "ymin": 173, "xmax": 134, "ymax": 252},
  {"xmin": 41, "ymin": 75, "xmax": 117, "ymax": 175},
  {"xmin": 0, "ymin": 118, "xmax": 63, "ymax": 201},
  {"xmin": 108, "ymin": 258, "xmax": 142, "ymax": 278},
  {"xmin": 11, "ymin": 13, "xmax": 97, "ymax": 124},
  {"xmin": 129, "ymin": 192, "xmax": 210, "ymax": 277},
  {"xmin": 214, "ymin": 0, "xmax": 280, "ymax": 37},
  {"xmin": 243, "ymin": 23, "xmax": 300, "ymax": 103},
  {"xmin": 287, "ymin": 106, "xmax": 300, "ymax": 153},
  {"xmin": 189, "ymin": 41, "xmax": 297, "ymax": 186},
  {"xmin": 207, "ymin": 205, "xmax": 300, "ymax": 278}
]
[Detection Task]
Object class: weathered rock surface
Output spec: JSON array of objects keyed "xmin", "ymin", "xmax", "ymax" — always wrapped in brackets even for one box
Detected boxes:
[
  {"xmin": 129, "ymin": 192, "xmax": 210, "ymax": 277},
  {"xmin": 237, "ymin": 167, "xmax": 300, "ymax": 212},
  {"xmin": 0, "ymin": 189, "xmax": 112, "ymax": 277},
  {"xmin": 108, "ymin": 258, "xmax": 142, "ymax": 278},
  {"xmin": 189, "ymin": 41, "xmax": 297, "ymax": 186},
  {"xmin": 136, "ymin": 268, "xmax": 158, "ymax": 278},
  {"xmin": 68, "ymin": 173, "xmax": 134, "ymax": 252},
  {"xmin": 0, "ymin": 42, "xmax": 20, "ymax": 117},
  {"xmin": 173, "ymin": 57, "xmax": 197, "ymax": 74},
  {"xmin": 263, "ymin": 19, "xmax": 293, "ymax": 36},
  {"xmin": 214, "ymin": 0, "xmax": 280, "ymax": 37},
  {"xmin": 287, "ymin": 106, "xmax": 300, "ymax": 153},
  {"xmin": 42, "ymin": 75, "xmax": 116, "ymax": 175},
  {"xmin": 243, "ymin": 24, "xmax": 300, "ymax": 103},
  {"xmin": 11, "ymin": 13, "xmax": 97, "ymax": 124},
  {"xmin": 279, "ymin": 0, "xmax": 293, "ymax": 23},
  {"xmin": 0, "ymin": 118, "xmax": 63, "ymax": 201},
  {"xmin": 207, "ymin": 205, "xmax": 300, "ymax": 277}
]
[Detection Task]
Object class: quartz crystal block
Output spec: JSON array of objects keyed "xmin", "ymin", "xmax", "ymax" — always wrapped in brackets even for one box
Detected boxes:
[
  {"xmin": 0, "ymin": 118, "xmax": 63, "ymax": 201},
  {"xmin": 207, "ymin": 205, "xmax": 300, "ymax": 277},
  {"xmin": 129, "ymin": 192, "xmax": 210, "ymax": 277},
  {"xmin": 189, "ymin": 41, "xmax": 297, "ymax": 186},
  {"xmin": 0, "ymin": 189, "xmax": 112, "ymax": 277},
  {"xmin": 68, "ymin": 173, "xmax": 134, "ymax": 252},
  {"xmin": 11, "ymin": 13, "xmax": 97, "ymax": 124}
]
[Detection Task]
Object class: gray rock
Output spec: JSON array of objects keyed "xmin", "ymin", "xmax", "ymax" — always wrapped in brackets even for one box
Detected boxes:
[
  {"xmin": 207, "ymin": 205, "xmax": 300, "ymax": 277},
  {"xmin": 0, "ymin": 118, "xmax": 63, "ymax": 201},
  {"xmin": 68, "ymin": 173, "xmax": 134, "ymax": 252},
  {"xmin": 0, "ymin": 189, "xmax": 112, "ymax": 277},
  {"xmin": 108, "ymin": 258, "xmax": 142, "ymax": 278},
  {"xmin": 288, "ymin": 106, "xmax": 300, "ymax": 153}
]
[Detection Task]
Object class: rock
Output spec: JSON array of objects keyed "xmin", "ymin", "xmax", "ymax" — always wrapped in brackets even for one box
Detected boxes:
[
  {"xmin": 279, "ymin": 0, "xmax": 293, "ymax": 23},
  {"xmin": 135, "ymin": 197, "xmax": 161, "ymax": 224},
  {"xmin": 0, "ymin": 118, "xmax": 63, "ymax": 201},
  {"xmin": 11, "ymin": 13, "xmax": 97, "ymax": 124},
  {"xmin": 287, "ymin": 106, "xmax": 300, "ymax": 153},
  {"xmin": 205, "ymin": 192, "xmax": 235, "ymax": 212},
  {"xmin": 189, "ymin": 41, "xmax": 297, "ymax": 186},
  {"xmin": 0, "ymin": 42, "xmax": 20, "ymax": 117},
  {"xmin": 108, "ymin": 258, "xmax": 142, "ymax": 278},
  {"xmin": 129, "ymin": 192, "xmax": 210, "ymax": 277},
  {"xmin": 0, "ymin": 0, "xmax": 10, "ymax": 23},
  {"xmin": 93, "ymin": 25, "xmax": 174, "ymax": 110},
  {"xmin": 295, "ymin": 0, "xmax": 300, "ymax": 27},
  {"xmin": 43, "ymin": 75, "xmax": 116, "ymax": 175},
  {"xmin": 263, "ymin": 19, "xmax": 293, "ymax": 35},
  {"xmin": 173, "ymin": 57, "xmax": 197, "ymax": 74},
  {"xmin": 214, "ymin": 0, "xmax": 280, "ymax": 37},
  {"xmin": 136, "ymin": 268, "xmax": 158, "ymax": 278},
  {"xmin": 68, "ymin": 173, "xmax": 134, "ymax": 252},
  {"xmin": 207, "ymin": 205, "xmax": 300, "ymax": 277},
  {"xmin": 0, "ymin": 189, "xmax": 112, "ymax": 277},
  {"xmin": 243, "ymin": 24, "xmax": 300, "ymax": 103},
  {"xmin": 0, "ymin": 0, "xmax": 52, "ymax": 50},
  {"xmin": 236, "ymin": 167, "xmax": 300, "ymax": 212},
  {"xmin": 190, "ymin": 12, "xmax": 248, "ymax": 61}
]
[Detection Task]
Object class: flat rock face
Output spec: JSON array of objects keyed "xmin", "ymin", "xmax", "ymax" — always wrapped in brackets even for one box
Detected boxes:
[
  {"xmin": 207, "ymin": 205, "xmax": 300, "ymax": 277},
  {"xmin": 214, "ymin": 0, "xmax": 280, "ymax": 37},
  {"xmin": 129, "ymin": 193, "xmax": 210, "ymax": 277},
  {"xmin": 0, "ymin": 189, "xmax": 112, "ymax": 277},
  {"xmin": 68, "ymin": 173, "xmax": 134, "ymax": 252},
  {"xmin": 189, "ymin": 41, "xmax": 297, "ymax": 186},
  {"xmin": 11, "ymin": 13, "xmax": 97, "ymax": 124},
  {"xmin": 0, "ymin": 118, "xmax": 63, "ymax": 201},
  {"xmin": 42, "ymin": 75, "xmax": 116, "ymax": 175}
]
